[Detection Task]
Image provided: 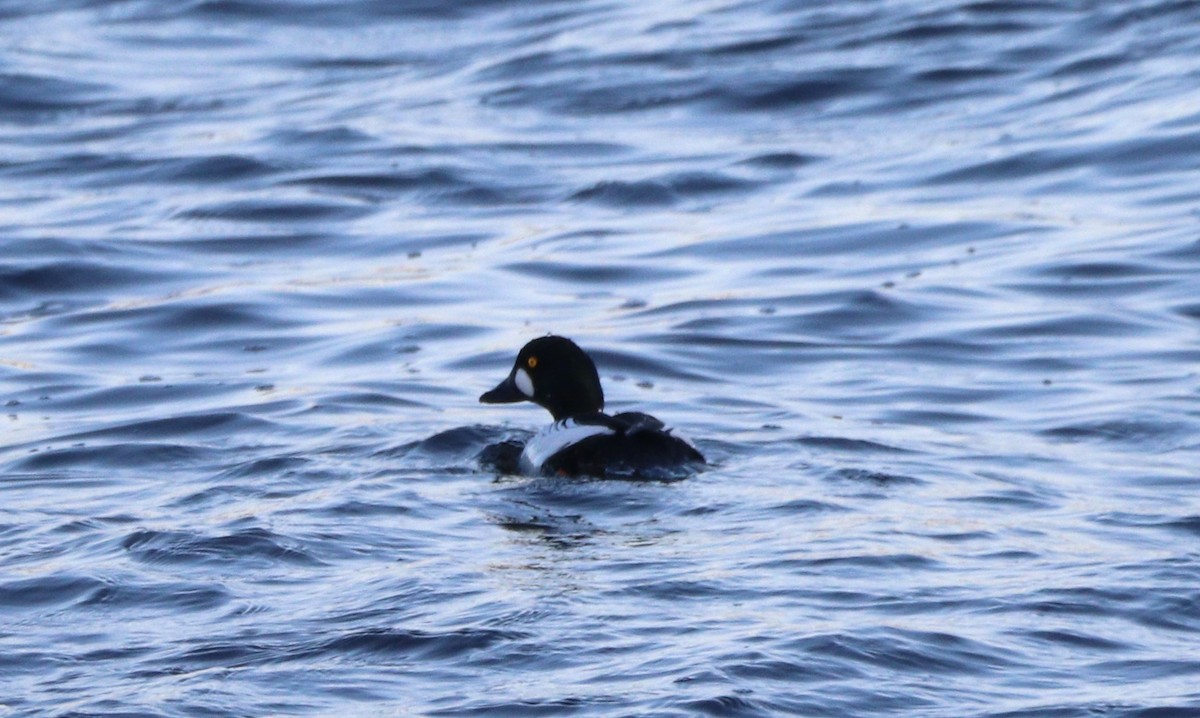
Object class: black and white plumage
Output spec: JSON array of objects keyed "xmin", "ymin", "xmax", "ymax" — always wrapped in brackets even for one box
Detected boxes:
[{"xmin": 480, "ymin": 336, "xmax": 705, "ymax": 478}]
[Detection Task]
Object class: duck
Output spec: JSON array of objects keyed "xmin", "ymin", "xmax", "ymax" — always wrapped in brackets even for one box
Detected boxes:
[{"xmin": 479, "ymin": 335, "xmax": 705, "ymax": 478}]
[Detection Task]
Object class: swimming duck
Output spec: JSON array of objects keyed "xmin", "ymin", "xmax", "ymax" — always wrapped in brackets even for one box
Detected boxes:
[{"xmin": 480, "ymin": 335, "xmax": 705, "ymax": 478}]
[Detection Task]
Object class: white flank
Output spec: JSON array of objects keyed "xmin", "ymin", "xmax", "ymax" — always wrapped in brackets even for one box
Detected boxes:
[
  {"xmin": 520, "ymin": 419, "xmax": 613, "ymax": 475},
  {"xmin": 514, "ymin": 368, "xmax": 535, "ymax": 398}
]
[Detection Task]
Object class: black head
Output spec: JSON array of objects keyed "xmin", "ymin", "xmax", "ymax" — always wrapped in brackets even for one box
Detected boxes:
[{"xmin": 479, "ymin": 335, "xmax": 604, "ymax": 421}]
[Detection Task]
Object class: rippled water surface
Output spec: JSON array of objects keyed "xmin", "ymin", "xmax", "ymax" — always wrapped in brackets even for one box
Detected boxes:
[{"xmin": 3, "ymin": 1, "xmax": 1200, "ymax": 715}]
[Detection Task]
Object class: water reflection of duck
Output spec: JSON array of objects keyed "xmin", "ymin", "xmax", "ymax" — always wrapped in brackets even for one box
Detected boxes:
[{"xmin": 480, "ymin": 335, "xmax": 705, "ymax": 479}]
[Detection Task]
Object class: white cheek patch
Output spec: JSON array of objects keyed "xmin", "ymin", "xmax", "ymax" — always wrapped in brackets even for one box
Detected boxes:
[{"xmin": 514, "ymin": 368, "xmax": 535, "ymax": 398}]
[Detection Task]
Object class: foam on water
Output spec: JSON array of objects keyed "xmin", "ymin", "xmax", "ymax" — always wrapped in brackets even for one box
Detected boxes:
[{"xmin": 3, "ymin": 1, "xmax": 1200, "ymax": 716}]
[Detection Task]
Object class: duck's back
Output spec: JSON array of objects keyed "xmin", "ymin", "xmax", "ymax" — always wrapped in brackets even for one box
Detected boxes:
[{"xmin": 530, "ymin": 412, "xmax": 704, "ymax": 479}]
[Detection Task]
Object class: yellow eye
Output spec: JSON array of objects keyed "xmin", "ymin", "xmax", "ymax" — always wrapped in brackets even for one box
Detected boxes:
[{"xmin": 527, "ymin": 356, "xmax": 538, "ymax": 369}]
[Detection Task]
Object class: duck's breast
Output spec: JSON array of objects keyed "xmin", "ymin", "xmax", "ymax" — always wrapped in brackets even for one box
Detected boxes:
[{"xmin": 519, "ymin": 419, "xmax": 614, "ymax": 475}]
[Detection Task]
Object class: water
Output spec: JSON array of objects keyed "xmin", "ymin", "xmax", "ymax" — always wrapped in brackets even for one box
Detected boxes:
[{"xmin": 2, "ymin": 1, "xmax": 1199, "ymax": 715}]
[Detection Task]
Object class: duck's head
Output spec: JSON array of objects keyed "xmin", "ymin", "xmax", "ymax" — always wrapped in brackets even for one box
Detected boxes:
[{"xmin": 480, "ymin": 335, "xmax": 604, "ymax": 421}]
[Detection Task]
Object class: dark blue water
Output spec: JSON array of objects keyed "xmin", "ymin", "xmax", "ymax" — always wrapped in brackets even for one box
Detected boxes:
[{"xmin": 3, "ymin": 1, "xmax": 1200, "ymax": 715}]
